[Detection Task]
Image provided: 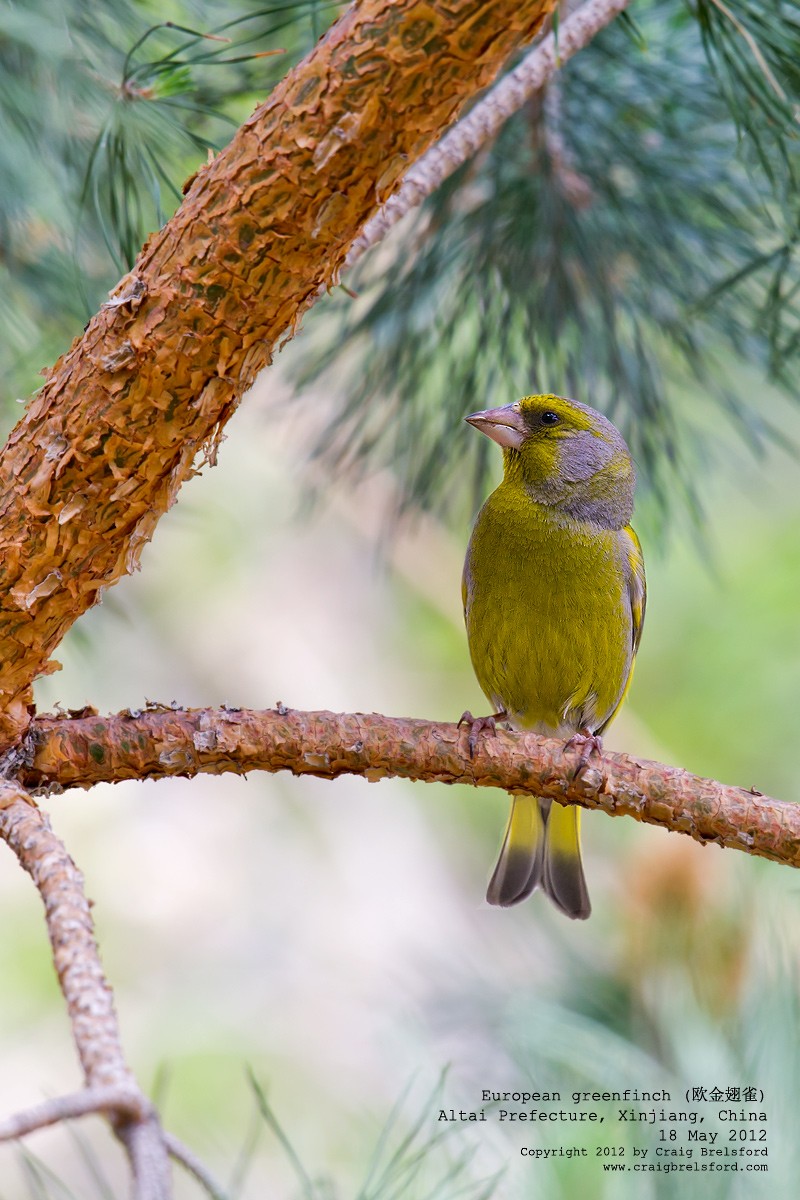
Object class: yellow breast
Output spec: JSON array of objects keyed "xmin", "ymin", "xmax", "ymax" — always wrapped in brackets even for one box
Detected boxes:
[{"xmin": 463, "ymin": 482, "xmax": 634, "ymax": 735}]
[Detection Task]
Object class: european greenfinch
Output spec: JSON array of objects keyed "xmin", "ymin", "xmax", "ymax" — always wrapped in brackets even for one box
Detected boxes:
[{"xmin": 462, "ymin": 394, "xmax": 645, "ymax": 919}]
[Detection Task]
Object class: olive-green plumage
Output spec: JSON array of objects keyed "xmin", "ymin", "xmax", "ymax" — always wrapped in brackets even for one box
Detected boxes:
[{"xmin": 462, "ymin": 394, "xmax": 646, "ymax": 919}]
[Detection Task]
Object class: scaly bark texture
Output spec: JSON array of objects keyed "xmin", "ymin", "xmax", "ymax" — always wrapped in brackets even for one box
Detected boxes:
[
  {"xmin": 0, "ymin": 0, "xmax": 556, "ymax": 745},
  {"xmin": 346, "ymin": 0, "xmax": 630, "ymax": 267},
  {"xmin": 22, "ymin": 706, "xmax": 800, "ymax": 868}
]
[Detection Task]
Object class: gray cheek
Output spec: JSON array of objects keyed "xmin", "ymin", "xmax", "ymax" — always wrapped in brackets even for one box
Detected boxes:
[{"xmin": 557, "ymin": 432, "xmax": 613, "ymax": 483}]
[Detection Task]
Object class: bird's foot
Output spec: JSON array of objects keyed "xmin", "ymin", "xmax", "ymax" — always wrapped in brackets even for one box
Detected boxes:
[
  {"xmin": 565, "ymin": 728, "xmax": 603, "ymax": 779},
  {"xmin": 458, "ymin": 709, "xmax": 508, "ymax": 758}
]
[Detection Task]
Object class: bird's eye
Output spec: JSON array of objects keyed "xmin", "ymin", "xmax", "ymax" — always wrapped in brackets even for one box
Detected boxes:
[{"xmin": 540, "ymin": 410, "xmax": 560, "ymax": 425}]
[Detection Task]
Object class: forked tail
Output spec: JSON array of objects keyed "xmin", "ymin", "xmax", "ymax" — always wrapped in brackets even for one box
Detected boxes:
[{"xmin": 486, "ymin": 795, "xmax": 591, "ymax": 919}]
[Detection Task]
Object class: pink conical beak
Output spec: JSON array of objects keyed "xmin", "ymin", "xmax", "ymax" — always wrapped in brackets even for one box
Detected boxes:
[{"xmin": 465, "ymin": 403, "xmax": 526, "ymax": 450}]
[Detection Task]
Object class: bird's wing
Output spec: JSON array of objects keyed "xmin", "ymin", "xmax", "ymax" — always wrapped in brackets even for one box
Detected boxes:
[
  {"xmin": 622, "ymin": 524, "xmax": 646, "ymax": 656},
  {"xmin": 596, "ymin": 525, "xmax": 646, "ymax": 736}
]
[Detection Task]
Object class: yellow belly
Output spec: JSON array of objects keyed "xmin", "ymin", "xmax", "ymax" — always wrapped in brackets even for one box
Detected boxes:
[{"xmin": 463, "ymin": 485, "xmax": 633, "ymax": 735}]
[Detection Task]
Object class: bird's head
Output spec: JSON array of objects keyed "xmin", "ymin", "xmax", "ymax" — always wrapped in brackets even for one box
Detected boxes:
[{"xmin": 465, "ymin": 394, "xmax": 635, "ymax": 528}]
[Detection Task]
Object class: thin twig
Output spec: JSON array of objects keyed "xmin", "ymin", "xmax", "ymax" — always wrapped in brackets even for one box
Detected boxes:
[
  {"xmin": 0, "ymin": 1086, "xmax": 148, "ymax": 1142},
  {"xmin": 19, "ymin": 706, "xmax": 800, "ymax": 869},
  {"xmin": 165, "ymin": 1133, "xmax": 229, "ymax": 1200},
  {"xmin": 343, "ymin": 0, "xmax": 631, "ymax": 270},
  {"xmin": 0, "ymin": 784, "xmax": 172, "ymax": 1199}
]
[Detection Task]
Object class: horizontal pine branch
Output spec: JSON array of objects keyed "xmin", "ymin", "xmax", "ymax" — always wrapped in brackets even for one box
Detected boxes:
[{"xmin": 20, "ymin": 705, "xmax": 799, "ymax": 868}]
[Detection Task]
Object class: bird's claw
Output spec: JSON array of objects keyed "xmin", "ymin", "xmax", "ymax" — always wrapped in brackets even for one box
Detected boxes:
[
  {"xmin": 458, "ymin": 709, "xmax": 507, "ymax": 759},
  {"xmin": 565, "ymin": 729, "xmax": 604, "ymax": 780}
]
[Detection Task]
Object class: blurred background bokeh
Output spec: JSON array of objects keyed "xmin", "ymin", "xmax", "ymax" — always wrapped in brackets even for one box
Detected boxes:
[
  {"xmin": 2, "ymin": 373, "xmax": 798, "ymax": 1199},
  {"xmin": 1, "ymin": 1, "xmax": 799, "ymax": 1198}
]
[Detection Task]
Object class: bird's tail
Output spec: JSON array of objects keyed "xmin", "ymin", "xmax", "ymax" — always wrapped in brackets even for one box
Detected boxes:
[{"xmin": 486, "ymin": 795, "xmax": 591, "ymax": 919}]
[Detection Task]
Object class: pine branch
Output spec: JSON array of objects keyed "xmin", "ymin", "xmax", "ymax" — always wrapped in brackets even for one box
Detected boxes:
[
  {"xmin": 0, "ymin": 783, "xmax": 229, "ymax": 1198},
  {"xmin": 300, "ymin": 0, "xmax": 799, "ymax": 526},
  {"xmin": 163, "ymin": 1134, "xmax": 229, "ymax": 1200},
  {"xmin": 0, "ymin": 0, "xmax": 557, "ymax": 749},
  {"xmin": 19, "ymin": 706, "xmax": 798, "ymax": 869},
  {"xmin": 0, "ymin": 783, "xmax": 172, "ymax": 1197},
  {"xmin": 345, "ymin": 0, "xmax": 632, "ymax": 270},
  {"xmin": 0, "ymin": 1085, "xmax": 148, "ymax": 1141}
]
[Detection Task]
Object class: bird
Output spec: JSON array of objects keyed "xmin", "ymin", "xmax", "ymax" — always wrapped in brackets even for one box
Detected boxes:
[{"xmin": 461, "ymin": 394, "xmax": 645, "ymax": 919}]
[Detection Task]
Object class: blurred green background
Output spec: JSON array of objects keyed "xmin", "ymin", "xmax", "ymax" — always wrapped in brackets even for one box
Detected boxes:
[
  {"xmin": 1, "ymin": 0, "xmax": 799, "ymax": 1197},
  {"xmin": 1, "ymin": 380, "xmax": 798, "ymax": 1199}
]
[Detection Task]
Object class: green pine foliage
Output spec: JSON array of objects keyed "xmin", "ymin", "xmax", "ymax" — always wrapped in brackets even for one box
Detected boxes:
[
  {"xmin": 295, "ymin": 0, "xmax": 799, "ymax": 526},
  {"xmin": 0, "ymin": 0, "xmax": 797, "ymax": 516},
  {"xmin": 0, "ymin": 0, "xmax": 338, "ymax": 416}
]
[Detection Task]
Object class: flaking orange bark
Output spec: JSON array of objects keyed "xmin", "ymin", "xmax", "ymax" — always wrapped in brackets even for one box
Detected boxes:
[
  {"xmin": 23, "ymin": 707, "xmax": 800, "ymax": 870},
  {"xmin": 0, "ymin": 0, "xmax": 556, "ymax": 745}
]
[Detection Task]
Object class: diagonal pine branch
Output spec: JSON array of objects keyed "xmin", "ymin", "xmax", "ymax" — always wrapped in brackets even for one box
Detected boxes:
[
  {"xmin": 345, "ymin": 0, "xmax": 632, "ymax": 269},
  {"xmin": 0, "ymin": 0, "xmax": 559, "ymax": 747},
  {"xmin": 17, "ymin": 706, "xmax": 799, "ymax": 869},
  {"xmin": 164, "ymin": 1133, "xmax": 229, "ymax": 1200}
]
